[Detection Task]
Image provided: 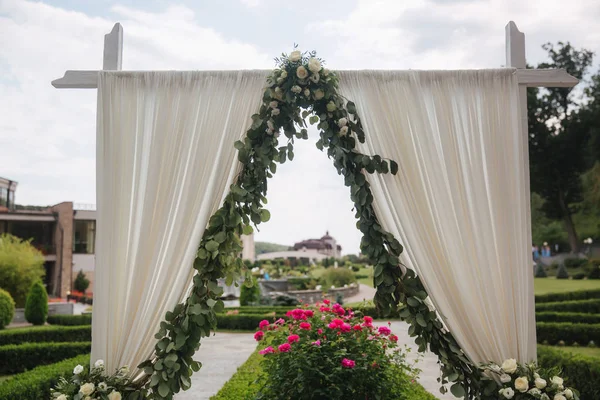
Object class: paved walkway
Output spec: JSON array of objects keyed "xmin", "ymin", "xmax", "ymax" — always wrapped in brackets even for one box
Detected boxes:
[
  {"xmin": 176, "ymin": 332, "xmax": 257, "ymax": 400},
  {"xmin": 344, "ymin": 283, "xmax": 377, "ymax": 304}
]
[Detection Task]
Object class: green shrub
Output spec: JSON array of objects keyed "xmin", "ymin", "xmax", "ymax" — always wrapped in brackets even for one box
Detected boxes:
[
  {"xmin": 0, "ymin": 341, "xmax": 91, "ymax": 374},
  {"xmin": 536, "ymin": 322, "xmax": 600, "ymax": 345},
  {"xmin": 47, "ymin": 314, "xmax": 92, "ymax": 326},
  {"xmin": 0, "ymin": 234, "xmax": 45, "ymax": 307},
  {"xmin": 355, "ymin": 274, "xmax": 370, "ymax": 280},
  {"xmin": 535, "ymin": 289, "xmax": 600, "ymax": 303},
  {"xmin": 588, "ymin": 262, "xmax": 600, "ymax": 279},
  {"xmin": 535, "ymin": 299, "xmax": 600, "ymax": 314},
  {"xmin": 572, "ymin": 272, "xmax": 586, "ymax": 280},
  {"xmin": 0, "ymin": 325, "xmax": 91, "ymax": 345},
  {"xmin": 534, "ymin": 263, "xmax": 547, "ymax": 278},
  {"xmin": 240, "ymin": 279, "xmax": 261, "ymax": 306},
  {"xmin": 0, "ymin": 354, "xmax": 90, "ymax": 400},
  {"xmin": 0, "ymin": 288, "xmax": 15, "ymax": 329},
  {"xmin": 24, "ymin": 281, "xmax": 48, "ymax": 325},
  {"xmin": 320, "ymin": 268, "xmax": 356, "ymax": 288},
  {"xmin": 73, "ymin": 270, "xmax": 90, "ymax": 294},
  {"xmin": 564, "ymin": 257, "xmax": 589, "ymax": 268},
  {"xmin": 228, "ymin": 306, "xmax": 294, "ymax": 314},
  {"xmin": 287, "ymin": 277, "xmax": 318, "ymax": 290},
  {"xmin": 536, "ymin": 312, "xmax": 600, "ymax": 324},
  {"xmin": 217, "ymin": 314, "xmax": 287, "ymax": 331},
  {"xmin": 556, "ymin": 263, "xmax": 569, "ymax": 279},
  {"xmin": 537, "ymin": 345, "xmax": 600, "ymax": 400}
]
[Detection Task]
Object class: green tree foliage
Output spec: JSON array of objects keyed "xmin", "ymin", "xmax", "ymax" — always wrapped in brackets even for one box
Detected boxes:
[
  {"xmin": 0, "ymin": 234, "xmax": 45, "ymax": 307},
  {"xmin": 73, "ymin": 270, "xmax": 90, "ymax": 294},
  {"xmin": 535, "ymin": 263, "xmax": 548, "ymax": 278},
  {"xmin": 254, "ymin": 241, "xmax": 289, "ymax": 254},
  {"xmin": 239, "ymin": 279, "xmax": 261, "ymax": 306},
  {"xmin": 321, "ymin": 268, "xmax": 356, "ymax": 288},
  {"xmin": 25, "ymin": 281, "xmax": 48, "ymax": 325},
  {"xmin": 556, "ymin": 263, "xmax": 570, "ymax": 280},
  {"xmin": 528, "ymin": 42, "xmax": 594, "ymax": 253},
  {"xmin": 0, "ymin": 288, "xmax": 15, "ymax": 329}
]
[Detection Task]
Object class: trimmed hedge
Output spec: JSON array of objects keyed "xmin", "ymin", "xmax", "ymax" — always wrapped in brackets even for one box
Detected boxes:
[
  {"xmin": 535, "ymin": 299, "xmax": 600, "ymax": 314},
  {"xmin": 537, "ymin": 345, "xmax": 600, "ymax": 400},
  {"xmin": 536, "ymin": 312, "xmax": 600, "ymax": 324},
  {"xmin": 0, "ymin": 341, "xmax": 91, "ymax": 374},
  {"xmin": 535, "ymin": 289, "xmax": 600, "ymax": 304},
  {"xmin": 0, "ymin": 325, "xmax": 91, "ymax": 345},
  {"xmin": 47, "ymin": 314, "xmax": 92, "ymax": 326},
  {"xmin": 536, "ymin": 322, "xmax": 600, "ymax": 346},
  {"xmin": 217, "ymin": 314, "xmax": 287, "ymax": 331},
  {"xmin": 0, "ymin": 354, "xmax": 90, "ymax": 400}
]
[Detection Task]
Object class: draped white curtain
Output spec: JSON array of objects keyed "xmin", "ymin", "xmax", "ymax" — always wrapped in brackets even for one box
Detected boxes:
[
  {"xmin": 92, "ymin": 70, "xmax": 267, "ymax": 374},
  {"xmin": 338, "ymin": 70, "xmax": 536, "ymax": 365}
]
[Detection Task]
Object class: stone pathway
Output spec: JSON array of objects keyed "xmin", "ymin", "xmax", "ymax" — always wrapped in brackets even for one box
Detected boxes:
[
  {"xmin": 389, "ymin": 321, "xmax": 455, "ymax": 400},
  {"xmin": 344, "ymin": 283, "xmax": 377, "ymax": 304},
  {"xmin": 176, "ymin": 332, "xmax": 257, "ymax": 400}
]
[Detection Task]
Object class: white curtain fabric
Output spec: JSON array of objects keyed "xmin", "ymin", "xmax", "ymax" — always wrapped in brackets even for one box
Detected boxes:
[
  {"xmin": 338, "ymin": 70, "xmax": 536, "ymax": 365},
  {"xmin": 92, "ymin": 70, "xmax": 267, "ymax": 374}
]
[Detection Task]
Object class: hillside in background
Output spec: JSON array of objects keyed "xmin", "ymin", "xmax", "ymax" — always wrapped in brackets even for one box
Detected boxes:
[{"xmin": 255, "ymin": 241, "xmax": 290, "ymax": 254}]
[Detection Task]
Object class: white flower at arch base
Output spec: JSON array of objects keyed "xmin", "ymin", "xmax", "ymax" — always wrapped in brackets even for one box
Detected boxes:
[
  {"xmin": 339, "ymin": 126, "xmax": 349, "ymax": 136},
  {"xmin": 499, "ymin": 387, "xmax": 515, "ymax": 399},
  {"xmin": 80, "ymin": 382, "xmax": 95, "ymax": 396},
  {"xmin": 535, "ymin": 377, "xmax": 547, "ymax": 389},
  {"xmin": 501, "ymin": 358, "xmax": 518, "ymax": 374},
  {"xmin": 528, "ymin": 388, "xmax": 541, "ymax": 396},
  {"xmin": 108, "ymin": 391, "xmax": 123, "ymax": 400},
  {"xmin": 514, "ymin": 376, "xmax": 529, "ymax": 392},
  {"xmin": 554, "ymin": 394, "xmax": 567, "ymax": 400},
  {"xmin": 551, "ymin": 376, "xmax": 564, "ymax": 387},
  {"xmin": 94, "ymin": 359, "xmax": 104, "ymax": 369},
  {"xmin": 296, "ymin": 66, "xmax": 308, "ymax": 79},
  {"xmin": 499, "ymin": 374, "xmax": 511, "ymax": 383},
  {"xmin": 291, "ymin": 85, "xmax": 302, "ymax": 94},
  {"xmin": 314, "ymin": 89, "xmax": 325, "ymax": 100},
  {"xmin": 73, "ymin": 364, "xmax": 84, "ymax": 375},
  {"xmin": 563, "ymin": 388, "xmax": 574, "ymax": 399},
  {"xmin": 56, "ymin": 394, "xmax": 67, "ymax": 400}
]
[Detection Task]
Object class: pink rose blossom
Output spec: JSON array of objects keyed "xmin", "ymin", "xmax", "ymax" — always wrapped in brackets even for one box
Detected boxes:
[
  {"xmin": 340, "ymin": 323, "xmax": 352, "ymax": 333},
  {"xmin": 287, "ymin": 334, "xmax": 300, "ymax": 344},
  {"xmin": 291, "ymin": 309, "xmax": 308, "ymax": 320},
  {"xmin": 317, "ymin": 328, "xmax": 323, "ymax": 335},
  {"xmin": 254, "ymin": 331, "xmax": 264, "ymax": 341},
  {"xmin": 328, "ymin": 322, "xmax": 338, "ymax": 329},
  {"xmin": 259, "ymin": 346, "xmax": 275, "ymax": 355},
  {"xmin": 259, "ymin": 320, "xmax": 270, "ymax": 330},
  {"xmin": 389, "ymin": 334, "xmax": 399, "ymax": 342},
  {"xmin": 341, "ymin": 358, "xmax": 356, "ymax": 368},
  {"xmin": 312, "ymin": 339, "xmax": 321, "ymax": 346},
  {"xmin": 331, "ymin": 319, "xmax": 344, "ymax": 327},
  {"xmin": 304, "ymin": 310, "xmax": 314, "ymax": 318},
  {"xmin": 353, "ymin": 324, "xmax": 362, "ymax": 331},
  {"xmin": 299, "ymin": 322, "xmax": 311, "ymax": 330},
  {"xmin": 332, "ymin": 304, "xmax": 345, "ymax": 316},
  {"xmin": 323, "ymin": 299, "xmax": 331, "ymax": 305},
  {"xmin": 363, "ymin": 316, "xmax": 373, "ymax": 325},
  {"xmin": 275, "ymin": 318, "xmax": 285, "ymax": 325},
  {"xmin": 319, "ymin": 306, "xmax": 331, "ymax": 312},
  {"xmin": 278, "ymin": 343, "xmax": 291, "ymax": 353},
  {"xmin": 378, "ymin": 326, "xmax": 391, "ymax": 336}
]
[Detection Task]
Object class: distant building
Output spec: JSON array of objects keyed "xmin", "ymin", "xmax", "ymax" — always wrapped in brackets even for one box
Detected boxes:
[
  {"xmin": 0, "ymin": 176, "xmax": 255, "ymax": 298},
  {"xmin": 293, "ymin": 231, "xmax": 342, "ymax": 258}
]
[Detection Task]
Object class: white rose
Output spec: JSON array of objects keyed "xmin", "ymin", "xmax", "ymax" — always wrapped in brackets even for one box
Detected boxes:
[
  {"xmin": 541, "ymin": 394, "xmax": 550, "ymax": 400},
  {"xmin": 499, "ymin": 387, "xmax": 515, "ymax": 399},
  {"xmin": 280, "ymin": 70, "xmax": 288, "ymax": 79},
  {"xmin": 271, "ymin": 108, "xmax": 280, "ymax": 116},
  {"xmin": 551, "ymin": 376, "xmax": 564, "ymax": 386},
  {"xmin": 554, "ymin": 395, "xmax": 566, "ymax": 400},
  {"xmin": 98, "ymin": 382, "xmax": 108, "ymax": 391},
  {"xmin": 534, "ymin": 372, "xmax": 541, "ymax": 379},
  {"xmin": 80, "ymin": 382, "xmax": 95, "ymax": 395},
  {"xmin": 501, "ymin": 358, "xmax": 518, "ymax": 374},
  {"xmin": 277, "ymin": 77, "xmax": 284, "ymax": 84},
  {"xmin": 528, "ymin": 388, "xmax": 541, "ymax": 396},
  {"xmin": 500, "ymin": 374, "xmax": 511, "ymax": 383},
  {"xmin": 535, "ymin": 378, "xmax": 547, "ymax": 389},
  {"xmin": 314, "ymin": 89, "xmax": 325, "ymax": 100},
  {"xmin": 514, "ymin": 376, "xmax": 529, "ymax": 392},
  {"xmin": 323, "ymin": 68, "xmax": 330, "ymax": 76},
  {"xmin": 94, "ymin": 359, "xmax": 104, "ymax": 368},
  {"xmin": 273, "ymin": 87, "xmax": 283, "ymax": 100},
  {"xmin": 339, "ymin": 126, "xmax": 348, "ymax": 136},
  {"xmin": 73, "ymin": 364, "xmax": 84, "ymax": 375},
  {"xmin": 121, "ymin": 365, "xmax": 130, "ymax": 374},
  {"xmin": 308, "ymin": 57, "xmax": 321, "ymax": 73},
  {"xmin": 326, "ymin": 101, "xmax": 337, "ymax": 112},
  {"xmin": 309, "ymin": 73, "xmax": 319, "ymax": 83},
  {"xmin": 338, "ymin": 118, "xmax": 348, "ymax": 127},
  {"xmin": 267, "ymin": 120, "xmax": 275, "ymax": 132},
  {"xmin": 108, "ymin": 391, "xmax": 123, "ymax": 400},
  {"xmin": 303, "ymin": 88, "xmax": 310, "ymax": 97},
  {"xmin": 296, "ymin": 66, "xmax": 308, "ymax": 79},
  {"xmin": 291, "ymin": 85, "xmax": 302, "ymax": 94},
  {"xmin": 289, "ymin": 50, "xmax": 301, "ymax": 62},
  {"xmin": 56, "ymin": 395, "xmax": 67, "ymax": 400},
  {"xmin": 564, "ymin": 389, "xmax": 573, "ymax": 399},
  {"xmin": 269, "ymin": 101, "xmax": 279, "ymax": 108}
]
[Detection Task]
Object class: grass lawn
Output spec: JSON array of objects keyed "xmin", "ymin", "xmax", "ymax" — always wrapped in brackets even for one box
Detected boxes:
[
  {"xmin": 534, "ymin": 278, "xmax": 600, "ymax": 295},
  {"xmin": 356, "ymin": 266, "xmax": 374, "ymax": 287},
  {"xmin": 0, "ymin": 375, "xmax": 12, "ymax": 383},
  {"xmin": 556, "ymin": 346, "xmax": 600, "ymax": 359}
]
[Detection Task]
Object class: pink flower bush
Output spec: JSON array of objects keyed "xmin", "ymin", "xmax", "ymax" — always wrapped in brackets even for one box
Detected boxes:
[
  {"xmin": 254, "ymin": 331, "xmax": 264, "ymax": 341},
  {"xmin": 341, "ymin": 358, "xmax": 356, "ymax": 368},
  {"xmin": 287, "ymin": 334, "xmax": 300, "ymax": 344},
  {"xmin": 259, "ymin": 320, "xmax": 270, "ymax": 330},
  {"xmin": 378, "ymin": 326, "xmax": 391, "ymax": 336},
  {"xmin": 259, "ymin": 346, "xmax": 275, "ymax": 355},
  {"xmin": 278, "ymin": 343, "xmax": 291, "ymax": 353},
  {"xmin": 312, "ymin": 339, "xmax": 321, "ymax": 346},
  {"xmin": 299, "ymin": 322, "xmax": 311, "ymax": 330}
]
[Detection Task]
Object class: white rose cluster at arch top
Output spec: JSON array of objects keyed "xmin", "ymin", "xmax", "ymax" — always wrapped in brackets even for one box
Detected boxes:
[{"xmin": 484, "ymin": 358, "xmax": 578, "ymax": 400}]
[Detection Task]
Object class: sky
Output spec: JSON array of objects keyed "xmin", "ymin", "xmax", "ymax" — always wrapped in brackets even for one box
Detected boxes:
[{"xmin": 1, "ymin": 0, "xmax": 599, "ymax": 254}]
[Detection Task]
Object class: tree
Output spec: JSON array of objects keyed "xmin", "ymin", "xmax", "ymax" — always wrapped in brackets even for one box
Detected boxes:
[
  {"xmin": 24, "ymin": 281, "xmax": 48, "ymax": 325},
  {"xmin": 73, "ymin": 270, "xmax": 90, "ymax": 294},
  {"xmin": 528, "ymin": 42, "xmax": 594, "ymax": 253},
  {"xmin": 0, "ymin": 234, "xmax": 45, "ymax": 307},
  {"xmin": 240, "ymin": 278, "xmax": 261, "ymax": 306}
]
